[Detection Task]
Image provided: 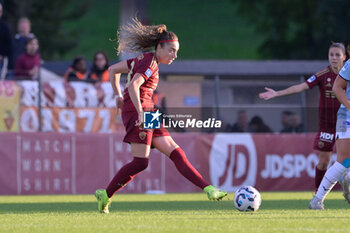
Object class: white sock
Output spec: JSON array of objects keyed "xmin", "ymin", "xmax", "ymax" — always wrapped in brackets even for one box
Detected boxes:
[
  {"xmin": 316, "ymin": 162, "xmax": 347, "ymax": 201},
  {"xmin": 339, "ymin": 168, "xmax": 350, "ymax": 183}
]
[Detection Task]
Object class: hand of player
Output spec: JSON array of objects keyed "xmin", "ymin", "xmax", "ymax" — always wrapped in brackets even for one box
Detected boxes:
[
  {"xmin": 259, "ymin": 87, "xmax": 277, "ymax": 100},
  {"xmin": 116, "ymin": 96, "xmax": 124, "ymax": 116},
  {"xmin": 135, "ymin": 111, "xmax": 144, "ymax": 127}
]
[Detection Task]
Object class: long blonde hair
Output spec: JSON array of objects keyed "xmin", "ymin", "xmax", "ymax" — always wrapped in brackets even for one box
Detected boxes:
[{"xmin": 117, "ymin": 18, "xmax": 178, "ymax": 55}]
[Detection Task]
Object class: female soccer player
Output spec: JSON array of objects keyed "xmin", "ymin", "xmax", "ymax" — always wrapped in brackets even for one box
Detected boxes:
[
  {"xmin": 95, "ymin": 19, "xmax": 227, "ymax": 213},
  {"xmin": 259, "ymin": 43, "xmax": 348, "ymax": 192},
  {"xmin": 309, "ymin": 58, "xmax": 350, "ymax": 210}
]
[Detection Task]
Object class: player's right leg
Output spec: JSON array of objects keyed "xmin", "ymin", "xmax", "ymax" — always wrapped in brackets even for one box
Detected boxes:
[
  {"xmin": 152, "ymin": 136, "xmax": 227, "ymax": 201},
  {"xmin": 312, "ymin": 131, "xmax": 334, "ymax": 193},
  {"xmin": 95, "ymin": 189, "xmax": 111, "ymax": 214},
  {"xmin": 203, "ymin": 185, "xmax": 228, "ymax": 201},
  {"xmin": 315, "ymin": 150, "xmax": 331, "ymax": 192},
  {"xmin": 95, "ymin": 143, "xmax": 150, "ymax": 213}
]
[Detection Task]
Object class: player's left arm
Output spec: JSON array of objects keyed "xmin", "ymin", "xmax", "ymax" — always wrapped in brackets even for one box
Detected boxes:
[
  {"xmin": 333, "ymin": 75, "xmax": 350, "ymax": 111},
  {"xmin": 128, "ymin": 73, "xmax": 146, "ymax": 126}
]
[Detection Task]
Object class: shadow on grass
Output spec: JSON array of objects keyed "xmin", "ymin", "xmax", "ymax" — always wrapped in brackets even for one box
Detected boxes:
[
  {"xmin": 0, "ymin": 199, "xmax": 348, "ymax": 213},
  {"xmin": 261, "ymin": 199, "xmax": 349, "ymax": 210}
]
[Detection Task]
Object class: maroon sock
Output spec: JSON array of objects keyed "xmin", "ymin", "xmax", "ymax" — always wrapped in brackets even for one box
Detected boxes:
[
  {"xmin": 315, "ymin": 166, "xmax": 327, "ymax": 191},
  {"xmin": 106, "ymin": 157, "xmax": 149, "ymax": 198},
  {"xmin": 169, "ymin": 148, "xmax": 209, "ymax": 189}
]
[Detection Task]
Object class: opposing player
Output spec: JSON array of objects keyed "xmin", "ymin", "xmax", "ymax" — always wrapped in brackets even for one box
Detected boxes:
[
  {"xmin": 309, "ymin": 58, "xmax": 350, "ymax": 210},
  {"xmin": 94, "ymin": 19, "xmax": 227, "ymax": 213},
  {"xmin": 259, "ymin": 43, "xmax": 348, "ymax": 192}
]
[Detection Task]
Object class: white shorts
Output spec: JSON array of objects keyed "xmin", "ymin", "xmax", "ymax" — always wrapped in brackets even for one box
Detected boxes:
[{"xmin": 336, "ymin": 118, "xmax": 350, "ymax": 139}]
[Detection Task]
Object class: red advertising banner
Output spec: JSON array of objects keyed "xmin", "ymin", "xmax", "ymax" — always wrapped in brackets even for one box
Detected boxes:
[
  {"xmin": 208, "ymin": 134, "xmax": 336, "ymax": 192},
  {"xmin": 0, "ymin": 133, "xmax": 17, "ymax": 194},
  {"xmin": 18, "ymin": 133, "xmax": 74, "ymax": 194},
  {"xmin": 0, "ymin": 132, "xmax": 337, "ymax": 195}
]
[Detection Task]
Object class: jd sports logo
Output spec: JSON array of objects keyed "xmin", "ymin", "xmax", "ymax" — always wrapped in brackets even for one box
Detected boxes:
[
  {"xmin": 143, "ymin": 110, "xmax": 161, "ymax": 129},
  {"xmin": 209, "ymin": 134, "xmax": 257, "ymax": 192}
]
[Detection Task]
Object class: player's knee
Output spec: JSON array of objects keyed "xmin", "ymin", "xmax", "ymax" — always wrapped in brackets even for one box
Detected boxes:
[
  {"xmin": 342, "ymin": 158, "xmax": 350, "ymax": 168},
  {"xmin": 171, "ymin": 147, "xmax": 185, "ymax": 156},
  {"xmin": 133, "ymin": 157, "xmax": 149, "ymax": 171},
  {"xmin": 317, "ymin": 163, "xmax": 328, "ymax": 170},
  {"xmin": 140, "ymin": 158, "xmax": 149, "ymax": 170},
  {"xmin": 317, "ymin": 160, "xmax": 329, "ymax": 170},
  {"xmin": 170, "ymin": 147, "xmax": 187, "ymax": 161}
]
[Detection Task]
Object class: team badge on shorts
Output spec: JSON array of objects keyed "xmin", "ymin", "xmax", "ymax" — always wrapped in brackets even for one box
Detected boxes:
[
  {"xmin": 139, "ymin": 131, "xmax": 147, "ymax": 140},
  {"xmin": 318, "ymin": 141, "xmax": 324, "ymax": 149},
  {"xmin": 143, "ymin": 110, "xmax": 161, "ymax": 129}
]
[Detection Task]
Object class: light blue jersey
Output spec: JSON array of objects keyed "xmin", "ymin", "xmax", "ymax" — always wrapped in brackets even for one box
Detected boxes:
[{"xmin": 338, "ymin": 59, "xmax": 350, "ymax": 118}]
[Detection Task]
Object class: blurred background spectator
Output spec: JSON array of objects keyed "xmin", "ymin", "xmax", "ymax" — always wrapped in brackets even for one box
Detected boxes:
[
  {"xmin": 248, "ymin": 115, "xmax": 273, "ymax": 133},
  {"xmin": 11, "ymin": 17, "xmax": 35, "ymax": 69},
  {"xmin": 280, "ymin": 111, "xmax": 303, "ymax": 133},
  {"xmin": 229, "ymin": 110, "xmax": 249, "ymax": 132},
  {"xmin": 0, "ymin": 3, "xmax": 12, "ymax": 80},
  {"xmin": 14, "ymin": 37, "xmax": 40, "ymax": 80},
  {"xmin": 280, "ymin": 111, "xmax": 294, "ymax": 133},
  {"xmin": 64, "ymin": 56, "xmax": 88, "ymax": 82},
  {"xmin": 87, "ymin": 51, "xmax": 109, "ymax": 83},
  {"xmin": 290, "ymin": 113, "xmax": 303, "ymax": 133}
]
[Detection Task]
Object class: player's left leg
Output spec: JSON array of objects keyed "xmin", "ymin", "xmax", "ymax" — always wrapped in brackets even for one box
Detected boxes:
[
  {"xmin": 152, "ymin": 136, "xmax": 227, "ymax": 200},
  {"xmin": 95, "ymin": 143, "xmax": 150, "ymax": 213}
]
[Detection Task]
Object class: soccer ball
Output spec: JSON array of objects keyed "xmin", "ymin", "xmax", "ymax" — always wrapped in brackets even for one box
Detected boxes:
[{"xmin": 234, "ymin": 186, "xmax": 261, "ymax": 211}]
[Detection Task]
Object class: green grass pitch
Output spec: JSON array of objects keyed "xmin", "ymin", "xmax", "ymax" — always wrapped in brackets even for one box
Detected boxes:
[{"xmin": 0, "ymin": 192, "xmax": 349, "ymax": 233}]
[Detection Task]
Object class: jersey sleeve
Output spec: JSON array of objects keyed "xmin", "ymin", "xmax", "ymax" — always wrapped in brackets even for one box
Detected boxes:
[
  {"xmin": 339, "ymin": 59, "xmax": 350, "ymax": 81},
  {"xmin": 305, "ymin": 74, "xmax": 319, "ymax": 89},
  {"xmin": 134, "ymin": 55, "xmax": 155, "ymax": 81}
]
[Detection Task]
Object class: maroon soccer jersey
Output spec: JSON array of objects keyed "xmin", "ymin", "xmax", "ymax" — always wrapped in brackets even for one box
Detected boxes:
[
  {"xmin": 123, "ymin": 52, "xmax": 159, "ymax": 112},
  {"xmin": 305, "ymin": 66, "xmax": 340, "ymax": 132}
]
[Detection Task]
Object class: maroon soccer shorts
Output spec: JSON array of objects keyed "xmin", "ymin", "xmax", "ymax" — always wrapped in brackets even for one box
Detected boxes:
[
  {"xmin": 122, "ymin": 110, "xmax": 169, "ymax": 146},
  {"xmin": 312, "ymin": 130, "xmax": 336, "ymax": 152}
]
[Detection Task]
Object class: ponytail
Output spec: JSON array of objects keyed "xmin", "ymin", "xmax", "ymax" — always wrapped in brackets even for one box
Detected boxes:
[{"xmin": 117, "ymin": 18, "xmax": 178, "ymax": 55}]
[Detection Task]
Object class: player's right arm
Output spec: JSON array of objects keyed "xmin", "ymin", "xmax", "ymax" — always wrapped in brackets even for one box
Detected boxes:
[
  {"xmin": 259, "ymin": 83, "xmax": 309, "ymax": 100},
  {"xmin": 128, "ymin": 73, "xmax": 145, "ymax": 126},
  {"xmin": 108, "ymin": 60, "xmax": 129, "ymax": 110}
]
